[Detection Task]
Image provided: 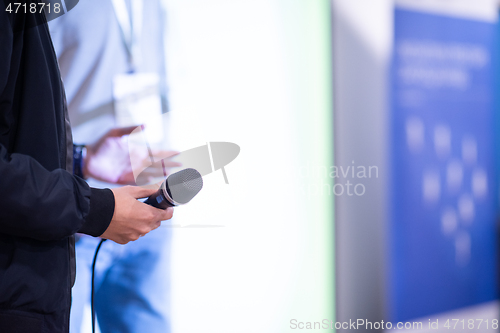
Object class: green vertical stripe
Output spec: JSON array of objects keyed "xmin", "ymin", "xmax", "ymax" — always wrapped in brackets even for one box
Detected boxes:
[{"xmin": 280, "ymin": 0, "xmax": 335, "ymax": 330}]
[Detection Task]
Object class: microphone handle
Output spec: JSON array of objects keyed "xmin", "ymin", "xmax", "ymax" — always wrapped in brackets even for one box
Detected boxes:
[{"xmin": 143, "ymin": 183, "xmax": 175, "ymax": 209}]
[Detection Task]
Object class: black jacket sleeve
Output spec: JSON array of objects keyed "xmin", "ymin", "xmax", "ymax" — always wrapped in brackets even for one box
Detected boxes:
[
  {"xmin": 0, "ymin": 145, "xmax": 115, "ymax": 241},
  {"xmin": 0, "ymin": 7, "xmax": 115, "ymax": 241}
]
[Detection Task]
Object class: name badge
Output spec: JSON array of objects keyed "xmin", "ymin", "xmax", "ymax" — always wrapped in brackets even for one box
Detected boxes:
[{"xmin": 113, "ymin": 72, "xmax": 164, "ymax": 145}]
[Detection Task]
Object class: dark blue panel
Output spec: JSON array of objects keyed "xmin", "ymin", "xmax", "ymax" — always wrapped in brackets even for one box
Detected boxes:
[{"xmin": 390, "ymin": 8, "xmax": 497, "ymax": 322}]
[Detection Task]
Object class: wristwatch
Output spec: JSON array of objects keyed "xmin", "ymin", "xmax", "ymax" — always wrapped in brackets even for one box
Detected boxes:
[{"xmin": 73, "ymin": 144, "xmax": 87, "ymax": 179}]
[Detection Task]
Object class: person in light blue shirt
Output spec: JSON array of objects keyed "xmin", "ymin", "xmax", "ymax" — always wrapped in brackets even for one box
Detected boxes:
[{"xmin": 49, "ymin": 1, "xmax": 174, "ymax": 332}]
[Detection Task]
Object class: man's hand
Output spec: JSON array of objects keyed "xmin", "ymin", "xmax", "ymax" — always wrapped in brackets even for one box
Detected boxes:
[
  {"xmin": 83, "ymin": 126, "xmax": 180, "ymax": 185},
  {"xmin": 100, "ymin": 186, "xmax": 174, "ymax": 244}
]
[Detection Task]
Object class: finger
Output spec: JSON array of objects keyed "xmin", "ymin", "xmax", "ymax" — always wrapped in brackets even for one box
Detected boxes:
[
  {"xmin": 109, "ymin": 125, "xmax": 142, "ymax": 138},
  {"xmin": 137, "ymin": 166, "xmax": 167, "ymax": 175},
  {"xmin": 162, "ymin": 160, "xmax": 182, "ymax": 168},
  {"xmin": 129, "ymin": 159, "xmax": 156, "ymax": 179},
  {"xmin": 150, "ymin": 150, "xmax": 179, "ymax": 159},
  {"xmin": 152, "ymin": 221, "xmax": 162, "ymax": 230},
  {"xmin": 116, "ymin": 172, "xmax": 138, "ymax": 185},
  {"xmin": 156, "ymin": 207, "xmax": 174, "ymax": 221},
  {"xmin": 138, "ymin": 165, "xmax": 181, "ymax": 177}
]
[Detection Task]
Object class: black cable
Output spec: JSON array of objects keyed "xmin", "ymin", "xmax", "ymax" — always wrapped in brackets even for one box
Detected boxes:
[{"xmin": 91, "ymin": 238, "xmax": 106, "ymax": 333}]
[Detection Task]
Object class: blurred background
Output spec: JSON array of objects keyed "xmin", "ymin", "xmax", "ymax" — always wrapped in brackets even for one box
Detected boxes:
[
  {"xmin": 335, "ymin": 0, "xmax": 499, "ymax": 332},
  {"xmin": 60, "ymin": 0, "xmax": 500, "ymax": 331}
]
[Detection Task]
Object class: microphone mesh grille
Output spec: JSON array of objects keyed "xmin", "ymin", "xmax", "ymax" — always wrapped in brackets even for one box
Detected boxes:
[{"xmin": 166, "ymin": 168, "xmax": 203, "ymax": 204}]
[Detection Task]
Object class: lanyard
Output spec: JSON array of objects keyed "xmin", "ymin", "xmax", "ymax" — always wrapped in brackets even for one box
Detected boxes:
[{"xmin": 110, "ymin": 0, "xmax": 143, "ymax": 71}]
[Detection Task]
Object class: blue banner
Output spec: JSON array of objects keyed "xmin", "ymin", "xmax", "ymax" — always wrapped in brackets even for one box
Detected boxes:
[{"xmin": 390, "ymin": 8, "xmax": 497, "ymax": 322}]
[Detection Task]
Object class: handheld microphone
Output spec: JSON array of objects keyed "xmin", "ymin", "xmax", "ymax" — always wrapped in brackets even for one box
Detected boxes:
[{"xmin": 143, "ymin": 168, "xmax": 203, "ymax": 209}]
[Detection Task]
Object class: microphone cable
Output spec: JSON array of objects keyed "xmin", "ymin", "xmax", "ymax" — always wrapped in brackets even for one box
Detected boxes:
[
  {"xmin": 91, "ymin": 238, "xmax": 107, "ymax": 333},
  {"xmin": 89, "ymin": 168, "xmax": 203, "ymax": 333}
]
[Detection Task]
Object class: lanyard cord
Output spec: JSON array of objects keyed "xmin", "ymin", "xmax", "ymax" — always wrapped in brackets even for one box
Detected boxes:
[{"xmin": 110, "ymin": 0, "xmax": 143, "ymax": 71}]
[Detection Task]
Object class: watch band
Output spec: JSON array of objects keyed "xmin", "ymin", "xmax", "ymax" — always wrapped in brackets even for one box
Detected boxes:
[{"xmin": 73, "ymin": 144, "xmax": 87, "ymax": 179}]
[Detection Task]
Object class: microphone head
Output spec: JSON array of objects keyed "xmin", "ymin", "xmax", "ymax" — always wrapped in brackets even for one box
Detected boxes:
[{"xmin": 165, "ymin": 168, "xmax": 203, "ymax": 204}]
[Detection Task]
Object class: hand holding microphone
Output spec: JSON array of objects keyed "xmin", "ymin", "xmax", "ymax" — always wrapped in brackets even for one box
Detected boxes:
[{"xmin": 101, "ymin": 168, "xmax": 203, "ymax": 244}]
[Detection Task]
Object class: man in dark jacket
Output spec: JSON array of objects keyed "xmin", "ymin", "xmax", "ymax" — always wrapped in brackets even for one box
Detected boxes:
[{"xmin": 0, "ymin": 4, "xmax": 173, "ymax": 333}]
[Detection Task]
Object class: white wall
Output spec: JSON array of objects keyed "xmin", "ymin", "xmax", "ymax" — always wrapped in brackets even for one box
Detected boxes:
[
  {"xmin": 165, "ymin": 1, "xmax": 334, "ymax": 332},
  {"xmin": 332, "ymin": 0, "xmax": 393, "ymax": 331}
]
